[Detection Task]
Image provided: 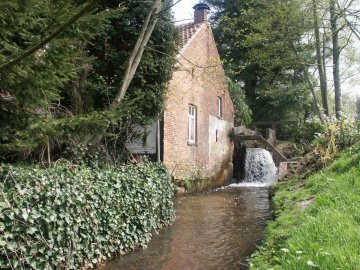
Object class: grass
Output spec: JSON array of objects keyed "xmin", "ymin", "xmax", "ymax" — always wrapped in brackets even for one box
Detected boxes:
[{"xmin": 249, "ymin": 143, "xmax": 360, "ymax": 269}]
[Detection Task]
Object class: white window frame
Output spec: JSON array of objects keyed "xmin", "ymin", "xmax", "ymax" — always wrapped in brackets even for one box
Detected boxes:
[
  {"xmin": 188, "ymin": 104, "xmax": 197, "ymax": 144},
  {"xmin": 217, "ymin": 96, "xmax": 222, "ymax": 118}
]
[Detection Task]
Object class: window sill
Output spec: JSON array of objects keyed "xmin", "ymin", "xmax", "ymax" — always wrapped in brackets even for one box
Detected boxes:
[{"xmin": 187, "ymin": 141, "xmax": 198, "ymax": 146}]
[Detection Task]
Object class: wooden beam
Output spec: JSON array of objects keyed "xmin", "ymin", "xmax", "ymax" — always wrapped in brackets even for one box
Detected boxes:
[
  {"xmin": 237, "ymin": 134, "xmax": 287, "ymax": 162},
  {"xmin": 253, "ymin": 120, "xmax": 299, "ymax": 126},
  {"xmin": 252, "ymin": 120, "xmax": 299, "ymax": 130}
]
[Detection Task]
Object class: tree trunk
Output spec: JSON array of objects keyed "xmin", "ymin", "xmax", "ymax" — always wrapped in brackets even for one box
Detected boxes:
[
  {"xmin": 322, "ymin": 33, "xmax": 328, "ymax": 92},
  {"xmin": 84, "ymin": 0, "xmax": 162, "ymax": 145},
  {"xmin": 303, "ymin": 67, "xmax": 327, "ymax": 126},
  {"xmin": 112, "ymin": 0, "xmax": 162, "ymax": 107},
  {"xmin": 286, "ymin": 35, "xmax": 326, "ymax": 126},
  {"xmin": 330, "ymin": 0, "xmax": 342, "ymax": 119},
  {"xmin": 313, "ymin": 0, "xmax": 329, "ymax": 116}
]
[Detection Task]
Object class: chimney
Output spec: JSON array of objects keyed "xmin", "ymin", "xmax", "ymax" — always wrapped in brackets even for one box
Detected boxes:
[{"xmin": 193, "ymin": 3, "xmax": 210, "ymax": 24}]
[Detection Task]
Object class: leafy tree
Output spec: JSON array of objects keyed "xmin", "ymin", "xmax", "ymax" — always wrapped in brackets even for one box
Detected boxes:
[
  {"xmin": 206, "ymin": 0, "xmax": 313, "ymax": 124},
  {"xmin": 85, "ymin": 0, "xmax": 177, "ymax": 122},
  {"xmin": 0, "ymin": 0, "xmax": 177, "ymax": 163},
  {"xmin": 227, "ymin": 77, "xmax": 252, "ymax": 126},
  {"xmin": 303, "ymin": 0, "xmax": 360, "ymax": 120},
  {"xmin": 0, "ymin": 0, "xmax": 110, "ymax": 160}
]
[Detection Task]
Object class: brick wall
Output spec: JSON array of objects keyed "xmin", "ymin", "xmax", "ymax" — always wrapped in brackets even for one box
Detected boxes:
[{"xmin": 163, "ymin": 23, "xmax": 234, "ymax": 183}]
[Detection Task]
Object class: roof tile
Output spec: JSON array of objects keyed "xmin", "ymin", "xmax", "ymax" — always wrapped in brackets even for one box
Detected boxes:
[{"xmin": 178, "ymin": 23, "xmax": 202, "ymax": 50}]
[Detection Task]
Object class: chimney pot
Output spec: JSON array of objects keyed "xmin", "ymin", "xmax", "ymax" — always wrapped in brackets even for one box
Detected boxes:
[{"xmin": 193, "ymin": 3, "xmax": 210, "ymax": 24}]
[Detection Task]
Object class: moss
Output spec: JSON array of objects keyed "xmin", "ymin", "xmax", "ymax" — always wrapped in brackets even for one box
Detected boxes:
[{"xmin": 175, "ymin": 176, "xmax": 221, "ymax": 194}]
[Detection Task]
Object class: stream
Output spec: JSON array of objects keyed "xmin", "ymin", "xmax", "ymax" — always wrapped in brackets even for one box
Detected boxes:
[
  {"xmin": 99, "ymin": 186, "xmax": 271, "ymax": 270},
  {"xmin": 100, "ymin": 148, "xmax": 276, "ymax": 269}
]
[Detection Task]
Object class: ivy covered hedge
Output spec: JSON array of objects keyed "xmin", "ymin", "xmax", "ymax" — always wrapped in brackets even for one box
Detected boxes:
[{"xmin": 0, "ymin": 162, "xmax": 175, "ymax": 269}]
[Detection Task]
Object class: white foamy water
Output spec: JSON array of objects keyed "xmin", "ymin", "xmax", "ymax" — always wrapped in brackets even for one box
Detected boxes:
[
  {"xmin": 244, "ymin": 148, "xmax": 278, "ymax": 184},
  {"xmin": 229, "ymin": 148, "xmax": 278, "ymax": 188},
  {"xmin": 228, "ymin": 182, "xmax": 273, "ymax": 188}
]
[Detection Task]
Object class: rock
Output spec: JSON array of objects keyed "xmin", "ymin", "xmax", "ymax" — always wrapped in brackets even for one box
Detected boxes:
[{"xmin": 175, "ymin": 187, "xmax": 186, "ymax": 196}]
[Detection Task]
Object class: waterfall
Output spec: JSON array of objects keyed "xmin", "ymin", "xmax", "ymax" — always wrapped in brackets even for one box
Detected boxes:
[
  {"xmin": 243, "ymin": 148, "xmax": 277, "ymax": 184},
  {"xmin": 229, "ymin": 148, "xmax": 278, "ymax": 187}
]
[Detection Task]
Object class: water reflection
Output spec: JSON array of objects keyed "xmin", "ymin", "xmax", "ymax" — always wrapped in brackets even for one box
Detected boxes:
[{"xmin": 99, "ymin": 187, "xmax": 271, "ymax": 270}]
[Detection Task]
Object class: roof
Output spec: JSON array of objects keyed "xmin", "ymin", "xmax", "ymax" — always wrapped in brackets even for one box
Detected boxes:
[{"xmin": 178, "ymin": 23, "xmax": 202, "ymax": 50}]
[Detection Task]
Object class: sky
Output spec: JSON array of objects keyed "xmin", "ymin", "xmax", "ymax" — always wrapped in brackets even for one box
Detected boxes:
[
  {"xmin": 172, "ymin": 0, "xmax": 197, "ymax": 24},
  {"xmin": 171, "ymin": 0, "xmax": 360, "ymax": 99}
]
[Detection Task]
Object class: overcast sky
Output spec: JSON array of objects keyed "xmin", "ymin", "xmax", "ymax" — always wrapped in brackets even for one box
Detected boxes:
[{"xmin": 172, "ymin": 0, "xmax": 197, "ymax": 24}]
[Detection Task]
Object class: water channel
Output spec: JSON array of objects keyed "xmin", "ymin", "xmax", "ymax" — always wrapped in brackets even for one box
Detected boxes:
[
  {"xmin": 100, "ymin": 186, "xmax": 271, "ymax": 270},
  {"xmin": 100, "ymin": 148, "xmax": 276, "ymax": 270}
]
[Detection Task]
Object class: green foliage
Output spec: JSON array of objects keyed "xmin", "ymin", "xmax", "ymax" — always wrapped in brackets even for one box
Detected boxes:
[
  {"xmin": 227, "ymin": 77, "xmax": 252, "ymax": 126},
  {"xmin": 290, "ymin": 117, "xmax": 359, "ymax": 165},
  {"xmin": 0, "ymin": 0, "xmax": 178, "ymax": 163},
  {"xmin": 0, "ymin": 0, "xmax": 115, "ymax": 159},
  {"xmin": 0, "ymin": 162, "xmax": 175, "ymax": 269},
  {"xmin": 306, "ymin": 118, "xmax": 359, "ymax": 165},
  {"xmin": 294, "ymin": 119, "xmax": 325, "ymax": 152},
  {"xmin": 0, "ymin": 0, "xmax": 110, "ymax": 108},
  {"xmin": 356, "ymin": 97, "xmax": 360, "ymax": 121},
  {"xmin": 86, "ymin": 0, "xmax": 178, "ymax": 121},
  {"xmin": 249, "ymin": 143, "xmax": 360, "ymax": 269},
  {"xmin": 334, "ymin": 118, "xmax": 360, "ymax": 150},
  {"xmin": 182, "ymin": 179, "xmax": 193, "ymax": 191},
  {"xmin": 207, "ymin": 0, "xmax": 313, "ymax": 122},
  {"xmin": 0, "ymin": 99, "xmax": 136, "ymax": 156}
]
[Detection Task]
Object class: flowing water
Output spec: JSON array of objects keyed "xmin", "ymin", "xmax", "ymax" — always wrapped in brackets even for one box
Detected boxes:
[
  {"xmin": 243, "ymin": 148, "xmax": 278, "ymax": 185},
  {"xmin": 99, "ymin": 187, "xmax": 271, "ymax": 270},
  {"xmin": 99, "ymin": 148, "xmax": 276, "ymax": 270}
]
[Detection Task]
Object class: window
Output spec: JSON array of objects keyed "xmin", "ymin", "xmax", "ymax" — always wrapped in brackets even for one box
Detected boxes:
[
  {"xmin": 217, "ymin": 97, "xmax": 222, "ymax": 118},
  {"xmin": 188, "ymin": 105, "xmax": 196, "ymax": 144}
]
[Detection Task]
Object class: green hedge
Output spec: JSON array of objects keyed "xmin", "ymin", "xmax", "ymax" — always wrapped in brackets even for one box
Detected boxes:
[{"xmin": 0, "ymin": 162, "xmax": 175, "ymax": 269}]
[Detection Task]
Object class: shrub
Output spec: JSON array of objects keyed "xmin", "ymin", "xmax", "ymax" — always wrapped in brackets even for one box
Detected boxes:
[
  {"xmin": 294, "ymin": 119, "xmax": 325, "ymax": 153},
  {"xmin": 334, "ymin": 118, "xmax": 360, "ymax": 150},
  {"xmin": 0, "ymin": 162, "xmax": 175, "ymax": 269}
]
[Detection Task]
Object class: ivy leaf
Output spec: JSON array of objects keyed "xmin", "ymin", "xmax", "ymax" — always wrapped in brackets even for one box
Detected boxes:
[{"xmin": 26, "ymin": 227, "xmax": 38, "ymax": 235}]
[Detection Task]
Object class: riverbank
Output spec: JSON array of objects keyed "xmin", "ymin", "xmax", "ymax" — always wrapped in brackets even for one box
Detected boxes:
[{"xmin": 249, "ymin": 143, "xmax": 360, "ymax": 269}]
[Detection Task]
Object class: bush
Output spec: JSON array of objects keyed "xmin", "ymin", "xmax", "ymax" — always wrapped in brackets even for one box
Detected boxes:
[
  {"xmin": 294, "ymin": 120, "xmax": 325, "ymax": 152},
  {"xmin": 334, "ymin": 118, "xmax": 360, "ymax": 150},
  {"xmin": 0, "ymin": 162, "xmax": 175, "ymax": 269}
]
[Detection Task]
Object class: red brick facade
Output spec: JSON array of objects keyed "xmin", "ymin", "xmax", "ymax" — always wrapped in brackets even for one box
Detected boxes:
[{"xmin": 163, "ymin": 22, "xmax": 234, "ymax": 184}]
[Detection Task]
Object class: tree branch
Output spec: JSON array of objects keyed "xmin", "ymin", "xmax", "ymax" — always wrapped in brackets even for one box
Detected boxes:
[
  {"xmin": 335, "ymin": 0, "xmax": 360, "ymax": 41},
  {"xmin": 0, "ymin": 0, "xmax": 101, "ymax": 71}
]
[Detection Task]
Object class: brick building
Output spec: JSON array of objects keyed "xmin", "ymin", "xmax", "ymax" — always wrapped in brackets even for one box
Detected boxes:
[{"xmin": 127, "ymin": 3, "xmax": 234, "ymax": 186}]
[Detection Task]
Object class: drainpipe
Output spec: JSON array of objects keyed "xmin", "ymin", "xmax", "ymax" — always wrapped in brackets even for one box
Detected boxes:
[{"xmin": 157, "ymin": 120, "xmax": 161, "ymax": 162}]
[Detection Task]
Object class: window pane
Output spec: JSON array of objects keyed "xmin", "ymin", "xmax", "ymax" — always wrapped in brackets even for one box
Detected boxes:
[
  {"xmin": 188, "ymin": 105, "xmax": 196, "ymax": 143},
  {"xmin": 190, "ymin": 118, "xmax": 195, "ymax": 140},
  {"xmin": 217, "ymin": 97, "xmax": 222, "ymax": 117}
]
